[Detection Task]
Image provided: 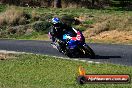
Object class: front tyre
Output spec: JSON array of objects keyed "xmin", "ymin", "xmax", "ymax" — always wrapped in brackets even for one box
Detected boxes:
[
  {"xmin": 64, "ymin": 50, "xmax": 74, "ymax": 58},
  {"xmin": 83, "ymin": 45, "xmax": 95, "ymax": 58}
]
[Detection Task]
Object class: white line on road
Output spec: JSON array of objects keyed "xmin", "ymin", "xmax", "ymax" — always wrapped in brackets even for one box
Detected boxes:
[{"xmin": 0, "ymin": 50, "xmax": 101, "ymax": 64}]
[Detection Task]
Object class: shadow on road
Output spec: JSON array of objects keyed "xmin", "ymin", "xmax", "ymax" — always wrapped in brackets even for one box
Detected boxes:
[
  {"xmin": 90, "ymin": 55, "xmax": 122, "ymax": 59},
  {"xmin": 74, "ymin": 55, "xmax": 121, "ymax": 59}
]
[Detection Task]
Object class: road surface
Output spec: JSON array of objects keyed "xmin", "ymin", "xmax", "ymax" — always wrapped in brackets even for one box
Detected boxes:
[{"xmin": 0, "ymin": 39, "xmax": 132, "ymax": 66}]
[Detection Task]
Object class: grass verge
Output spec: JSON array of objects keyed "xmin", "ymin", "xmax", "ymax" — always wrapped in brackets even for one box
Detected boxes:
[{"xmin": 0, "ymin": 53, "xmax": 131, "ymax": 88}]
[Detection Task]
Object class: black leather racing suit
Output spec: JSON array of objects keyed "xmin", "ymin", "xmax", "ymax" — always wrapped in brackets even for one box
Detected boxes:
[
  {"xmin": 49, "ymin": 23, "xmax": 77, "ymax": 51},
  {"xmin": 49, "ymin": 23, "xmax": 77, "ymax": 42}
]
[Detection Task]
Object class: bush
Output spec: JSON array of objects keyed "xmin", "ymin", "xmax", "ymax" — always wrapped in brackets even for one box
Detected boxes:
[
  {"xmin": 0, "ymin": 31, "xmax": 8, "ymax": 38},
  {"xmin": 0, "ymin": 26, "xmax": 7, "ymax": 31},
  {"xmin": 0, "ymin": 26, "xmax": 7, "ymax": 38},
  {"xmin": 32, "ymin": 21, "xmax": 51, "ymax": 33},
  {"xmin": 61, "ymin": 15, "xmax": 75, "ymax": 26},
  {"xmin": 39, "ymin": 14, "xmax": 53, "ymax": 21},
  {"xmin": 7, "ymin": 25, "xmax": 28, "ymax": 35}
]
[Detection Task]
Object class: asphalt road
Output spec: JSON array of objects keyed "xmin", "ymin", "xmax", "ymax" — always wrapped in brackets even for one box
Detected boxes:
[{"xmin": 0, "ymin": 39, "xmax": 132, "ymax": 66}]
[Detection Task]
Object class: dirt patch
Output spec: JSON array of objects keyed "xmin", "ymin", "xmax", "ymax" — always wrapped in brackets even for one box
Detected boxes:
[
  {"xmin": 0, "ymin": 53, "xmax": 17, "ymax": 60},
  {"xmin": 84, "ymin": 30, "xmax": 132, "ymax": 44},
  {"xmin": 80, "ymin": 14, "xmax": 132, "ymax": 44}
]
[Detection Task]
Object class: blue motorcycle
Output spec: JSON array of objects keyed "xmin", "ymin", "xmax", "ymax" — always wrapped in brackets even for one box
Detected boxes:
[{"xmin": 49, "ymin": 28, "xmax": 95, "ymax": 58}]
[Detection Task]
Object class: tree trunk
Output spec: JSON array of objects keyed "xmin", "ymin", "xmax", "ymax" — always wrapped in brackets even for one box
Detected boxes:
[
  {"xmin": 92, "ymin": 0, "xmax": 95, "ymax": 6},
  {"xmin": 120, "ymin": 0, "xmax": 125, "ymax": 8},
  {"xmin": 54, "ymin": 0, "xmax": 61, "ymax": 8},
  {"xmin": 47, "ymin": 0, "xmax": 51, "ymax": 7}
]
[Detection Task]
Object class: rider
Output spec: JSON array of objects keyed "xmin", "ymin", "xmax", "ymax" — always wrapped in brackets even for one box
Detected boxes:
[{"xmin": 49, "ymin": 17, "xmax": 77, "ymax": 44}]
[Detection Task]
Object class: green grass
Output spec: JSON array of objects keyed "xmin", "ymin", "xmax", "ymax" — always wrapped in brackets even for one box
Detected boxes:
[
  {"xmin": 83, "ymin": 20, "xmax": 94, "ymax": 25},
  {"xmin": 14, "ymin": 32, "xmax": 41, "ymax": 40},
  {"xmin": 0, "ymin": 54, "xmax": 131, "ymax": 88},
  {"xmin": 0, "ymin": 4, "xmax": 6, "ymax": 12},
  {"xmin": 8, "ymin": 32, "xmax": 49, "ymax": 41}
]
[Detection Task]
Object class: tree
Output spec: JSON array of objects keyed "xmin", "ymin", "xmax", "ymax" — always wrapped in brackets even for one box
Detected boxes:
[
  {"xmin": 91, "ymin": 0, "xmax": 99, "ymax": 7},
  {"xmin": 92, "ymin": 0, "xmax": 95, "ymax": 6},
  {"xmin": 113, "ymin": 0, "xmax": 132, "ymax": 7},
  {"xmin": 54, "ymin": 0, "xmax": 61, "ymax": 8}
]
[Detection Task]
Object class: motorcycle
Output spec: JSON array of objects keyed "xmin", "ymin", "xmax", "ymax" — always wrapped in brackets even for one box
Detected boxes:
[{"xmin": 49, "ymin": 28, "xmax": 95, "ymax": 58}]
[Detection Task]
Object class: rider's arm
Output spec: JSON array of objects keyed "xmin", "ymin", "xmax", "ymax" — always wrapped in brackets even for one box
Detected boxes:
[
  {"xmin": 72, "ymin": 27, "xmax": 78, "ymax": 33},
  {"xmin": 71, "ymin": 28, "xmax": 82, "ymax": 41},
  {"xmin": 49, "ymin": 26, "xmax": 56, "ymax": 36}
]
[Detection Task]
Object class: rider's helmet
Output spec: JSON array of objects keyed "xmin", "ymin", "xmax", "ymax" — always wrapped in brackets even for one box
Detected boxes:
[{"xmin": 51, "ymin": 17, "xmax": 62, "ymax": 28}]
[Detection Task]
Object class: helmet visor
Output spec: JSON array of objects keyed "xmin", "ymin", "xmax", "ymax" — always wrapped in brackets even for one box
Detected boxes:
[{"xmin": 53, "ymin": 23, "xmax": 61, "ymax": 27}]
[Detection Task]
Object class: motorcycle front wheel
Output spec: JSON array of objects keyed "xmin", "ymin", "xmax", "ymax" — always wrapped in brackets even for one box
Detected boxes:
[{"xmin": 83, "ymin": 45, "xmax": 95, "ymax": 58}]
